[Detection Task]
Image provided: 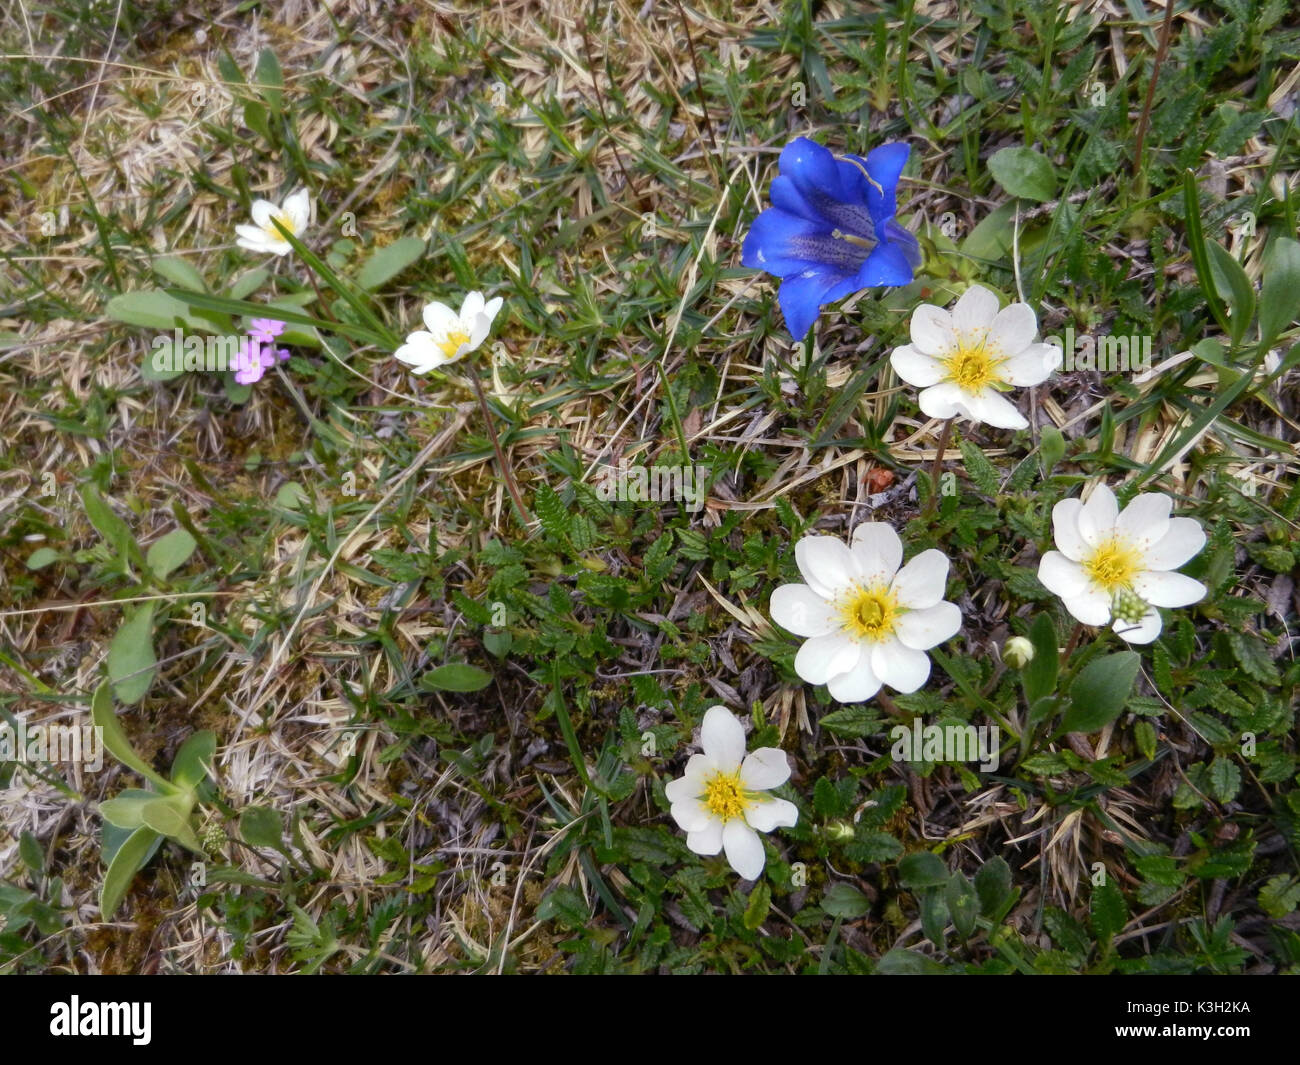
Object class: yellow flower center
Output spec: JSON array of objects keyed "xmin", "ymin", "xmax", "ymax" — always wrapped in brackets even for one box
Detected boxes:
[
  {"xmin": 942, "ymin": 335, "xmax": 1003, "ymax": 392},
  {"xmin": 261, "ymin": 211, "xmax": 297, "ymax": 241},
  {"xmin": 840, "ymin": 584, "xmax": 898, "ymax": 641},
  {"xmin": 704, "ymin": 770, "xmax": 750, "ymax": 822},
  {"xmin": 1082, "ymin": 538, "xmax": 1142, "ymax": 592},
  {"xmin": 437, "ymin": 329, "xmax": 471, "ymax": 360}
]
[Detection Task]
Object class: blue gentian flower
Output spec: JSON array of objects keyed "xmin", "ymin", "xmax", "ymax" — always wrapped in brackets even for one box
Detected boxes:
[{"xmin": 741, "ymin": 137, "xmax": 922, "ymax": 339}]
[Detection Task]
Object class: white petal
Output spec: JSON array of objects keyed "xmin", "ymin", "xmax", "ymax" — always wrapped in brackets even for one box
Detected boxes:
[
  {"xmin": 894, "ymin": 601, "xmax": 961, "ymax": 650},
  {"xmin": 422, "ymin": 301, "xmax": 460, "ymax": 336},
  {"xmin": 687, "ymin": 819, "xmax": 724, "ymax": 856},
  {"xmin": 1077, "ymin": 483, "xmax": 1119, "ymax": 545},
  {"xmin": 1062, "ymin": 583, "xmax": 1113, "ymax": 626},
  {"xmin": 466, "ymin": 318, "xmax": 492, "ymax": 350},
  {"xmin": 850, "ymin": 522, "xmax": 903, "ymax": 585},
  {"xmin": 700, "ymin": 706, "xmax": 745, "ymax": 769},
  {"xmin": 1132, "ymin": 570, "xmax": 1206, "ymax": 608},
  {"xmin": 1038, "ymin": 551, "xmax": 1089, "ymax": 598},
  {"xmin": 1050, "ymin": 498, "xmax": 1088, "ymax": 561},
  {"xmin": 891, "ymin": 343, "xmax": 946, "ymax": 386},
  {"xmin": 910, "ymin": 304, "xmax": 956, "ymax": 356},
  {"xmin": 795, "ymin": 535, "xmax": 859, "ymax": 600},
  {"xmin": 951, "ymin": 284, "xmax": 1000, "ymax": 336},
  {"xmin": 1032, "ymin": 341, "xmax": 1064, "ymax": 373},
  {"xmin": 959, "ymin": 388, "xmax": 1027, "ymax": 430},
  {"xmin": 1117, "ymin": 493, "xmax": 1172, "ymax": 553},
  {"xmin": 917, "ymin": 382, "xmax": 965, "ymax": 419},
  {"xmin": 987, "ymin": 301, "xmax": 1037, "ymax": 355},
  {"xmin": 744, "ymin": 796, "xmax": 798, "ymax": 832},
  {"xmin": 770, "ymin": 583, "xmax": 837, "ymax": 637},
  {"xmin": 1143, "ymin": 517, "xmax": 1206, "ymax": 571},
  {"xmin": 795, "ymin": 632, "xmax": 863, "ymax": 685},
  {"xmin": 664, "ymin": 755, "xmax": 709, "ymax": 803},
  {"xmin": 481, "ymin": 296, "xmax": 504, "ymax": 326},
  {"xmin": 284, "ymin": 188, "xmax": 311, "ymax": 231},
  {"xmin": 393, "ymin": 335, "xmax": 445, "ymax": 372},
  {"xmin": 890, "ymin": 548, "xmax": 950, "ymax": 609},
  {"xmin": 825, "ymin": 652, "xmax": 881, "ymax": 702},
  {"xmin": 871, "ymin": 637, "xmax": 931, "ymax": 693},
  {"xmin": 249, "ymin": 199, "xmax": 278, "ymax": 228},
  {"xmin": 740, "ymin": 748, "xmax": 791, "ymax": 790},
  {"xmin": 1112, "ymin": 607, "xmax": 1162, "ymax": 645},
  {"xmin": 670, "ymin": 798, "xmax": 713, "ymax": 833},
  {"xmin": 1000, "ymin": 346, "xmax": 1056, "ymax": 386},
  {"xmin": 722, "ymin": 820, "xmax": 766, "ymax": 880},
  {"xmin": 460, "ymin": 291, "xmax": 485, "ymax": 319}
]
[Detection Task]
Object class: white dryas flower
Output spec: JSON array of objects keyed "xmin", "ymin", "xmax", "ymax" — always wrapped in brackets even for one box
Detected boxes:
[
  {"xmin": 1036, "ymin": 483, "xmax": 1207, "ymax": 644},
  {"xmin": 665, "ymin": 706, "xmax": 798, "ymax": 880},
  {"xmin": 393, "ymin": 291, "xmax": 504, "ymax": 374},
  {"xmin": 769, "ymin": 523, "xmax": 962, "ymax": 702},
  {"xmin": 890, "ymin": 283, "xmax": 1061, "ymax": 430},
  {"xmin": 234, "ymin": 188, "xmax": 311, "ymax": 256}
]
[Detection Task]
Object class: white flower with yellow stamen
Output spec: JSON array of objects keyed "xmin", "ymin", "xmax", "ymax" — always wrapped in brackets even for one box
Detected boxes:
[
  {"xmin": 393, "ymin": 292, "xmax": 504, "ymax": 374},
  {"xmin": 769, "ymin": 524, "xmax": 962, "ymax": 702},
  {"xmin": 890, "ymin": 284, "xmax": 1060, "ymax": 430},
  {"xmin": 234, "ymin": 188, "xmax": 311, "ymax": 256},
  {"xmin": 665, "ymin": 706, "xmax": 798, "ymax": 880},
  {"xmin": 1037, "ymin": 483, "xmax": 1207, "ymax": 644}
]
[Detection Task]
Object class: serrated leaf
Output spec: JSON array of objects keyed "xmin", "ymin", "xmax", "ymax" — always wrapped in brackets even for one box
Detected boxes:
[
  {"xmin": 1208, "ymin": 756, "xmax": 1241, "ymax": 803},
  {"xmin": 1259, "ymin": 875, "xmax": 1300, "ymax": 918},
  {"xmin": 1090, "ymin": 879, "xmax": 1127, "ymax": 942},
  {"xmin": 1227, "ymin": 631, "xmax": 1281, "ymax": 684},
  {"xmin": 743, "ymin": 880, "xmax": 772, "ymax": 929},
  {"xmin": 534, "ymin": 482, "xmax": 570, "ymax": 540},
  {"xmin": 958, "ymin": 438, "xmax": 1000, "ymax": 496},
  {"xmin": 818, "ymin": 705, "xmax": 884, "ymax": 738}
]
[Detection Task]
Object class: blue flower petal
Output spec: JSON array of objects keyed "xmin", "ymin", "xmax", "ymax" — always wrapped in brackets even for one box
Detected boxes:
[
  {"xmin": 777, "ymin": 265, "xmax": 867, "ymax": 339},
  {"xmin": 742, "ymin": 207, "xmax": 870, "ymax": 277},
  {"xmin": 864, "ymin": 141, "xmax": 910, "ymax": 223},
  {"xmin": 770, "ymin": 137, "xmax": 877, "ymax": 241},
  {"xmin": 885, "ymin": 219, "xmax": 922, "ymax": 270},
  {"xmin": 856, "ymin": 241, "xmax": 915, "ymax": 288}
]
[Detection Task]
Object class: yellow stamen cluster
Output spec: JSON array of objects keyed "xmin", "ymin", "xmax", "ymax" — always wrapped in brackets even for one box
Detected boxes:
[
  {"xmin": 1083, "ymin": 538, "xmax": 1142, "ymax": 592},
  {"xmin": 704, "ymin": 771, "xmax": 749, "ymax": 821},
  {"xmin": 942, "ymin": 335, "xmax": 1003, "ymax": 392},
  {"xmin": 840, "ymin": 584, "xmax": 898, "ymax": 641},
  {"xmin": 261, "ymin": 212, "xmax": 296, "ymax": 241},
  {"xmin": 437, "ymin": 329, "xmax": 471, "ymax": 360}
]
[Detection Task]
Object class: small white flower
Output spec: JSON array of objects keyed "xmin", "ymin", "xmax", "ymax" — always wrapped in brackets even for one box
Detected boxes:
[
  {"xmin": 393, "ymin": 291, "xmax": 503, "ymax": 374},
  {"xmin": 234, "ymin": 188, "xmax": 311, "ymax": 256},
  {"xmin": 1036, "ymin": 483, "xmax": 1207, "ymax": 644},
  {"xmin": 770, "ymin": 524, "xmax": 962, "ymax": 702},
  {"xmin": 665, "ymin": 706, "xmax": 798, "ymax": 880},
  {"xmin": 890, "ymin": 283, "xmax": 1061, "ymax": 430}
]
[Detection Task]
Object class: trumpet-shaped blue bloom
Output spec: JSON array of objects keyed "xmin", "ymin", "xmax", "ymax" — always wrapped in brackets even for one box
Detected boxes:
[{"xmin": 742, "ymin": 137, "xmax": 921, "ymax": 339}]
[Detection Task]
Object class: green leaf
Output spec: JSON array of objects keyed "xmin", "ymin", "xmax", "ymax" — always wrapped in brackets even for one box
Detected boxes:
[
  {"xmin": 171, "ymin": 731, "xmax": 216, "ymax": 792},
  {"xmin": 1207, "ymin": 756, "xmax": 1241, "ymax": 803},
  {"xmin": 897, "ymin": 851, "xmax": 949, "ymax": 889},
  {"xmin": 821, "ymin": 881, "xmax": 870, "ymax": 918},
  {"xmin": 988, "ymin": 146, "xmax": 1057, "ymax": 202},
  {"xmin": 1060, "ymin": 650, "xmax": 1140, "ymax": 734},
  {"xmin": 1022, "ymin": 614, "xmax": 1059, "ymax": 703},
  {"xmin": 105, "ymin": 290, "xmax": 210, "ymax": 332},
  {"xmin": 1258, "ymin": 236, "xmax": 1300, "ymax": 350},
  {"xmin": 946, "ymin": 872, "xmax": 979, "ymax": 938},
  {"xmin": 961, "ymin": 201, "xmax": 1018, "ymax": 263},
  {"xmin": 107, "ymin": 605, "xmax": 157, "ymax": 704},
  {"xmin": 743, "ymin": 881, "xmax": 772, "ymax": 929},
  {"xmin": 152, "ymin": 256, "xmax": 206, "ymax": 293},
  {"xmin": 1040, "ymin": 424, "xmax": 1066, "ymax": 472},
  {"xmin": 99, "ymin": 826, "xmax": 160, "ymax": 918},
  {"xmin": 91, "ymin": 682, "xmax": 174, "ymax": 792},
  {"xmin": 534, "ymin": 482, "xmax": 570, "ymax": 540},
  {"xmin": 1207, "ymin": 241, "xmax": 1256, "ymax": 349},
  {"xmin": 1259, "ymin": 875, "xmax": 1300, "ymax": 918},
  {"xmin": 98, "ymin": 789, "xmax": 159, "ymax": 830},
  {"xmin": 818, "ymin": 705, "xmax": 884, "ymax": 738},
  {"xmin": 239, "ymin": 806, "xmax": 284, "ymax": 849},
  {"xmin": 80, "ymin": 485, "xmax": 139, "ymax": 564},
  {"xmin": 420, "ymin": 663, "xmax": 493, "ymax": 692},
  {"xmin": 25, "ymin": 547, "xmax": 60, "ymax": 570},
  {"xmin": 145, "ymin": 527, "xmax": 196, "ymax": 581},
  {"xmin": 356, "ymin": 237, "xmax": 426, "ymax": 291},
  {"xmin": 974, "ymin": 856, "xmax": 1013, "ymax": 918},
  {"xmin": 1182, "ymin": 170, "xmax": 1232, "ymax": 338},
  {"xmin": 253, "ymin": 48, "xmax": 284, "ymax": 112},
  {"xmin": 19, "ymin": 830, "xmax": 43, "ymax": 875},
  {"xmin": 875, "ymin": 947, "xmax": 947, "ymax": 974},
  {"xmin": 959, "ymin": 438, "xmax": 1000, "ymax": 496},
  {"xmin": 1090, "ymin": 879, "xmax": 1127, "ymax": 942}
]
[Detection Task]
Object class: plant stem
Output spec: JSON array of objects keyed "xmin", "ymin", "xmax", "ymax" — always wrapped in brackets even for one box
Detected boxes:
[
  {"xmin": 1062, "ymin": 621, "xmax": 1085, "ymax": 660},
  {"xmin": 470, "ymin": 372, "xmax": 532, "ymax": 525},
  {"xmin": 927, "ymin": 417, "xmax": 955, "ymax": 512},
  {"xmin": 1132, "ymin": 0, "xmax": 1177, "ymax": 189}
]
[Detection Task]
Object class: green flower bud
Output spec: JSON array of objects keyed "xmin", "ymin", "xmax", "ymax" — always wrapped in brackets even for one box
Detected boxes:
[{"xmin": 1111, "ymin": 587, "xmax": 1149, "ymax": 625}]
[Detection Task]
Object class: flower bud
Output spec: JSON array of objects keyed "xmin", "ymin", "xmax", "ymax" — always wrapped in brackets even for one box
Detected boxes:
[
  {"xmin": 823, "ymin": 819, "xmax": 856, "ymax": 842},
  {"xmin": 1111, "ymin": 588, "xmax": 1150, "ymax": 625},
  {"xmin": 1003, "ymin": 636, "xmax": 1034, "ymax": 668}
]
